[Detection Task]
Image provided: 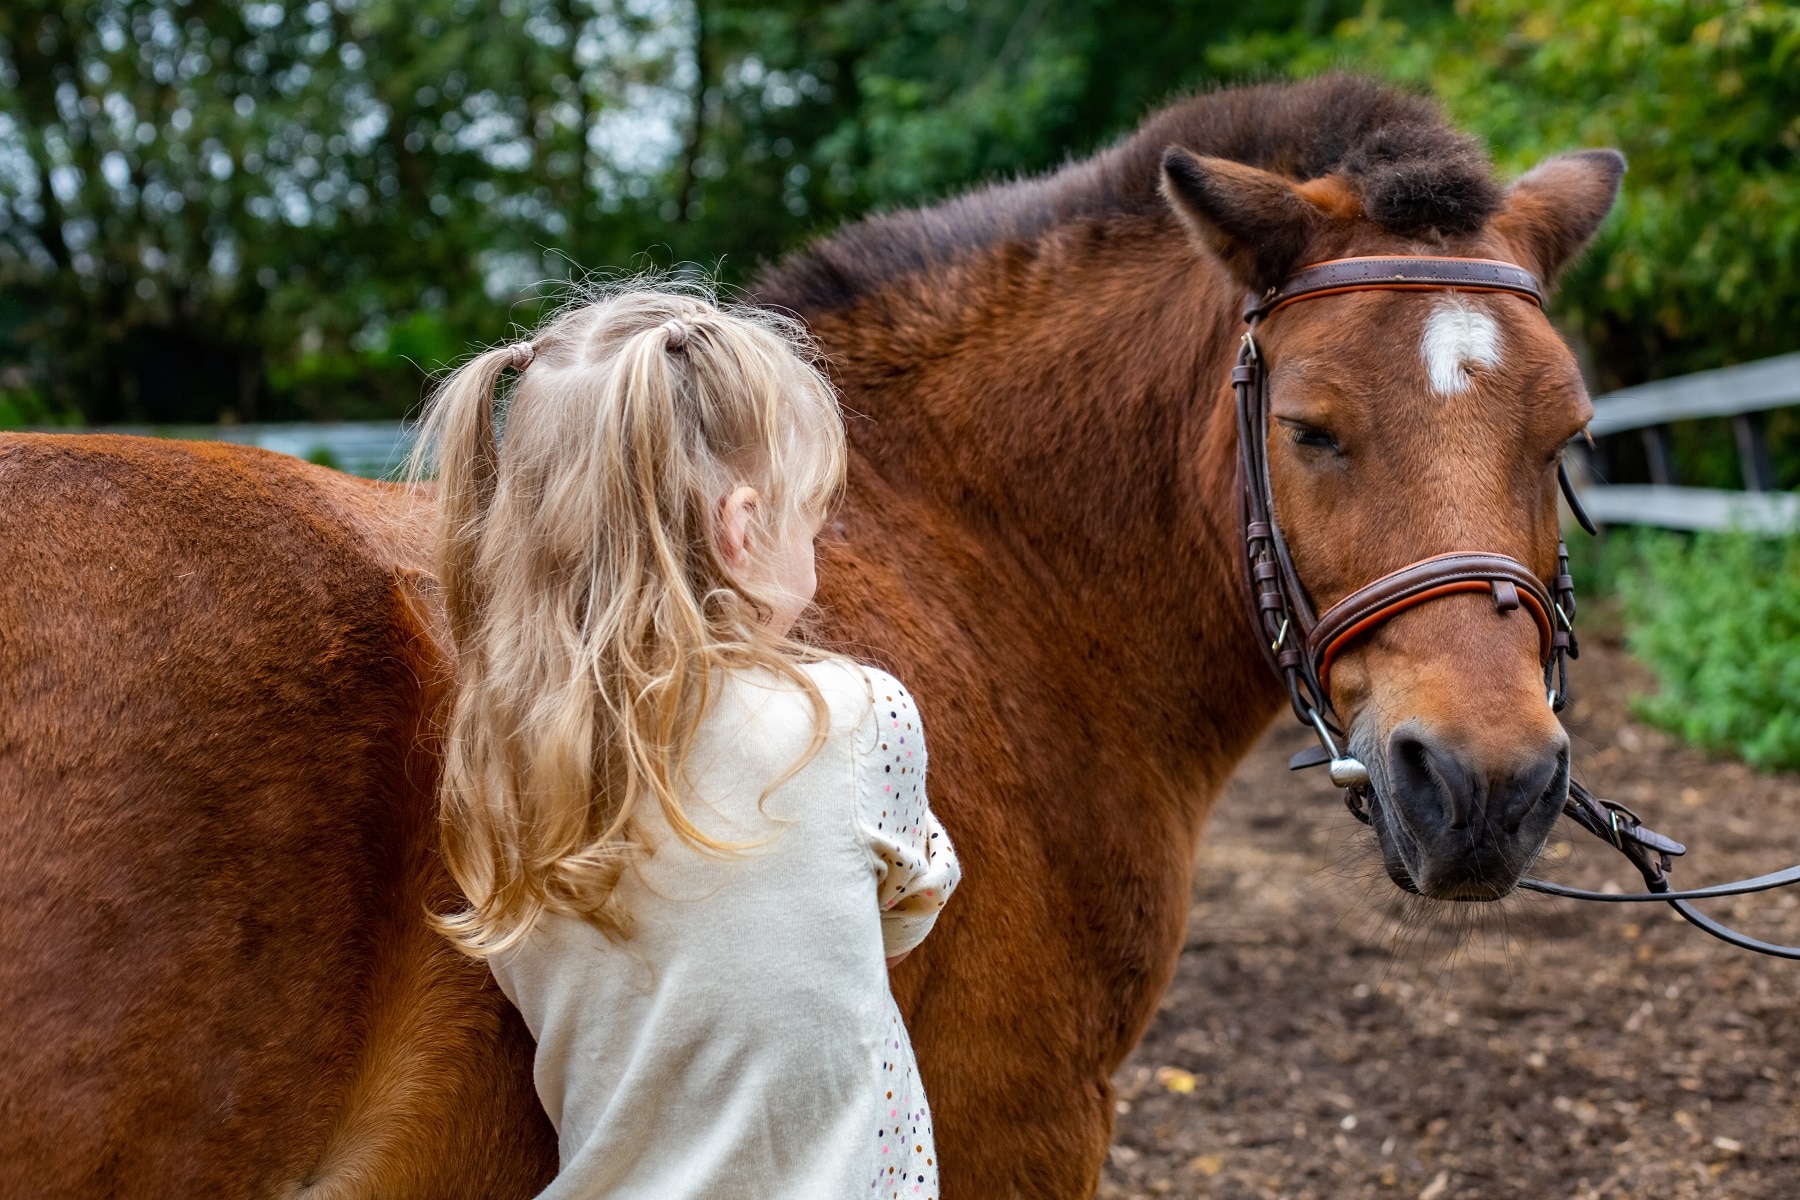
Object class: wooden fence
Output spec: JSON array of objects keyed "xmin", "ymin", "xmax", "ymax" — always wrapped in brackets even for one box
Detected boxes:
[{"xmin": 1578, "ymin": 351, "xmax": 1800, "ymax": 532}]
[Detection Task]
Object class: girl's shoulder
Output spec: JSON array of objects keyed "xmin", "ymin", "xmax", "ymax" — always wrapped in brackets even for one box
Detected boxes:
[
  {"xmin": 801, "ymin": 657, "xmax": 908, "ymax": 707},
  {"xmin": 803, "ymin": 659, "xmax": 923, "ymax": 746},
  {"xmin": 709, "ymin": 658, "xmax": 918, "ymax": 751},
  {"xmin": 682, "ymin": 660, "xmax": 918, "ymax": 827}
]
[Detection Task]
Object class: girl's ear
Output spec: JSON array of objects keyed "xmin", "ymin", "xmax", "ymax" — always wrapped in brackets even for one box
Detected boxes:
[{"xmin": 716, "ymin": 486, "xmax": 759, "ymax": 569}]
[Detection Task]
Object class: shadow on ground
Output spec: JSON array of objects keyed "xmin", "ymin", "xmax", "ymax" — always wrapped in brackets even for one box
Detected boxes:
[{"xmin": 1101, "ymin": 635, "xmax": 1800, "ymax": 1200}]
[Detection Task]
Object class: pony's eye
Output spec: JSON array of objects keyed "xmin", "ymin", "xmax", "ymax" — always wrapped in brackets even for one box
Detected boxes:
[{"xmin": 1287, "ymin": 423, "xmax": 1339, "ymax": 452}]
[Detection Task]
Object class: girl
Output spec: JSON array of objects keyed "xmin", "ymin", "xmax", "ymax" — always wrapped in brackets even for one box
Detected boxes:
[{"xmin": 414, "ymin": 283, "xmax": 960, "ymax": 1200}]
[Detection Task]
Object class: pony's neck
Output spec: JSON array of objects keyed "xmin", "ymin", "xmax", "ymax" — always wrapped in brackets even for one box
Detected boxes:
[{"xmin": 800, "ymin": 222, "xmax": 1284, "ymax": 776}]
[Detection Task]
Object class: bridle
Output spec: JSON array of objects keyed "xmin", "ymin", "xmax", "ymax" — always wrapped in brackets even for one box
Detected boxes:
[{"xmin": 1234, "ymin": 254, "xmax": 1800, "ymax": 959}]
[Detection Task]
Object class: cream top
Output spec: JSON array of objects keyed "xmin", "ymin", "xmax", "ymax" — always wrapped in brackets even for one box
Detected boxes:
[{"xmin": 489, "ymin": 659, "xmax": 960, "ymax": 1200}]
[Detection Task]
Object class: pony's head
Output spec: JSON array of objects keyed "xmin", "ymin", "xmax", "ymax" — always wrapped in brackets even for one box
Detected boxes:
[{"xmin": 1161, "ymin": 134, "xmax": 1623, "ymax": 900}]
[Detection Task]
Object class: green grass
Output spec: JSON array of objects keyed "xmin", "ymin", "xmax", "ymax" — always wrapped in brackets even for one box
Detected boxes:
[{"xmin": 1601, "ymin": 527, "xmax": 1800, "ymax": 770}]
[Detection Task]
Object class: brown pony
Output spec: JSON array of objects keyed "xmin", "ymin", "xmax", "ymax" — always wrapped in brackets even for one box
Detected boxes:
[{"xmin": 0, "ymin": 76, "xmax": 1620, "ymax": 1198}]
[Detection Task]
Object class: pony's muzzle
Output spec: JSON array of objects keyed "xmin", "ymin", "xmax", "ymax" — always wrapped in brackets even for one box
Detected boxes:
[{"xmin": 1378, "ymin": 718, "xmax": 1570, "ymax": 898}]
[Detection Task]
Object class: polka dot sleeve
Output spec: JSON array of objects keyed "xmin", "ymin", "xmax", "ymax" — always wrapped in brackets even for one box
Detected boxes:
[{"xmin": 855, "ymin": 669, "xmax": 961, "ymax": 960}]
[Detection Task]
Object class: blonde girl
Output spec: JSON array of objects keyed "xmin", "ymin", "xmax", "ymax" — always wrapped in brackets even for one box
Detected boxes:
[{"xmin": 414, "ymin": 282, "xmax": 960, "ymax": 1200}]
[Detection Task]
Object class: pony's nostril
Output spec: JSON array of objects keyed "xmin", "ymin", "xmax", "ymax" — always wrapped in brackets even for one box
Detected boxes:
[
  {"xmin": 1377, "ymin": 720, "xmax": 1569, "ymax": 897},
  {"xmin": 1497, "ymin": 745, "xmax": 1569, "ymax": 834},
  {"xmin": 1387, "ymin": 728, "xmax": 1463, "ymax": 828}
]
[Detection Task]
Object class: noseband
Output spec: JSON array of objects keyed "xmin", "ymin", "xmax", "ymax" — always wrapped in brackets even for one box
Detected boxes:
[{"xmin": 1236, "ymin": 255, "xmax": 1800, "ymax": 959}]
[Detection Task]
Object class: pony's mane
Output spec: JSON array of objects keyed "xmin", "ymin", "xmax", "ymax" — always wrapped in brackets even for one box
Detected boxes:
[{"xmin": 758, "ymin": 75, "xmax": 1499, "ymax": 315}]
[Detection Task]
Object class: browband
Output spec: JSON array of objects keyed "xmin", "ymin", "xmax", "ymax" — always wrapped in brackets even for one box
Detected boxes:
[{"xmin": 1244, "ymin": 256, "xmax": 1543, "ymax": 323}]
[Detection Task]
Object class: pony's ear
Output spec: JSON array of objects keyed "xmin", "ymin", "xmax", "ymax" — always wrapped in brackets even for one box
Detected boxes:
[
  {"xmin": 1160, "ymin": 148, "xmax": 1325, "ymax": 294},
  {"xmin": 1490, "ymin": 150, "xmax": 1625, "ymax": 284}
]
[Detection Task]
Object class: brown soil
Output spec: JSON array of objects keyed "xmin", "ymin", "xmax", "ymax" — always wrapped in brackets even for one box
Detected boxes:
[{"xmin": 1100, "ymin": 633, "xmax": 1800, "ymax": 1200}]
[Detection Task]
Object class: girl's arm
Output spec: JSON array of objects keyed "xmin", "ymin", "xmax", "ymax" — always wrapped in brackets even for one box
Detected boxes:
[{"xmin": 856, "ymin": 669, "xmax": 960, "ymax": 962}]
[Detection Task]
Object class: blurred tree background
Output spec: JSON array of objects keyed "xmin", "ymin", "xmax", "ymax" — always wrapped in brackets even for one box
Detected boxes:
[{"xmin": 1, "ymin": 0, "xmax": 1796, "ymax": 426}]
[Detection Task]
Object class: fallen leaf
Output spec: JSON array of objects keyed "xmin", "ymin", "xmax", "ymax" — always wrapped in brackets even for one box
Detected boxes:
[{"xmin": 1154, "ymin": 1066, "xmax": 1198, "ymax": 1094}]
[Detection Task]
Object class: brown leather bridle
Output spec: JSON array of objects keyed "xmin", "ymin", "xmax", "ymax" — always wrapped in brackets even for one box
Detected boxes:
[{"xmin": 1233, "ymin": 254, "xmax": 1800, "ymax": 959}]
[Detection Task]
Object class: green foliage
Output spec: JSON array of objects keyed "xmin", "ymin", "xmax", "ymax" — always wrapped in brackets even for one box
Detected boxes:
[
  {"xmin": 1211, "ymin": 0, "xmax": 1800, "ymax": 390},
  {"xmin": 2, "ymin": 0, "xmax": 622, "ymax": 421},
  {"xmin": 0, "ymin": 0, "xmax": 1400, "ymax": 424},
  {"xmin": 1616, "ymin": 528, "xmax": 1800, "ymax": 769},
  {"xmin": 1562, "ymin": 525, "xmax": 1651, "ymax": 603},
  {"xmin": 0, "ymin": 379, "xmax": 71, "ymax": 424},
  {"xmin": 667, "ymin": 0, "xmax": 1405, "ymax": 247},
  {"xmin": 4, "ymin": 0, "xmax": 1798, "ymax": 425}
]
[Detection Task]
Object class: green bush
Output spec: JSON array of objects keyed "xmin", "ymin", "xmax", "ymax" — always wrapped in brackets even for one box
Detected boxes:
[
  {"xmin": 1563, "ymin": 525, "xmax": 1652, "ymax": 604},
  {"xmin": 304, "ymin": 446, "xmax": 344, "ymax": 472},
  {"xmin": 1616, "ymin": 528, "xmax": 1800, "ymax": 769}
]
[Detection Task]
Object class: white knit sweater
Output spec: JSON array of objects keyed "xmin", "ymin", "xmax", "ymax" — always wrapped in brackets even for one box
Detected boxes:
[{"xmin": 489, "ymin": 660, "xmax": 960, "ymax": 1200}]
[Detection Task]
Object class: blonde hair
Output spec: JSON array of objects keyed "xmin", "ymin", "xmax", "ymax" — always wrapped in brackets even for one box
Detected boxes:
[{"xmin": 413, "ymin": 280, "xmax": 847, "ymax": 956}]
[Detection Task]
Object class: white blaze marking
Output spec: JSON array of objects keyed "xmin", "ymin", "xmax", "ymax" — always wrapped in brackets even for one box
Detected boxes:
[{"xmin": 1421, "ymin": 300, "xmax": 1502, "ymax": 395}]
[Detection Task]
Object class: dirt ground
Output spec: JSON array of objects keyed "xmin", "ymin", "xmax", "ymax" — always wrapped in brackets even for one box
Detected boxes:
[{"xmin": 1099, "ymin": 631, "xmax": 1800, "ymax": 1200}]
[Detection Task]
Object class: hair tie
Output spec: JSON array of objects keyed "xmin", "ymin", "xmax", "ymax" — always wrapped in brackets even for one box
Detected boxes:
[
  {"xmin": 662, "ymin": 320, "xmax": 689, "ymax": 352},
  {"xmin": 506, "ymin": 342, "xmax": 535, "ymax": 370}
]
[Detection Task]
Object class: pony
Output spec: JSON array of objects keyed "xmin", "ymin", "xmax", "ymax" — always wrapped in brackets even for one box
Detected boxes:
[{"xmin": 0, "ymin": 75, "xmax": 1619, "ymax": 1197}]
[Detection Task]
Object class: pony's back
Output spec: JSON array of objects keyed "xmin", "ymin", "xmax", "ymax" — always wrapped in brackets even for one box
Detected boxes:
[{"xmin": 0, "ymin": 434, "xmax": 553, "ymax": 1198}]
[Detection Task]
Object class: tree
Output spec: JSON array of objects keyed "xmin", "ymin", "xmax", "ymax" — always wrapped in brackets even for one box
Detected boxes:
[{"xmin": 0, "ymin": 0, "xmax": 669, "ymax": 421}]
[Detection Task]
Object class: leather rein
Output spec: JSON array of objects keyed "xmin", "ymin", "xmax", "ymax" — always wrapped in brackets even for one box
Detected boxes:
[{"xmin": 1235, "ymin": 254, "xmax": 1800, "ymax": 959}]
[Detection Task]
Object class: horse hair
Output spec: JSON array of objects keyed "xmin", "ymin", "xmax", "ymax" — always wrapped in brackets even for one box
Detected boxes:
[{"xmin": 758, "ymin": 74, "xmax": 1500, "ymax": 314}]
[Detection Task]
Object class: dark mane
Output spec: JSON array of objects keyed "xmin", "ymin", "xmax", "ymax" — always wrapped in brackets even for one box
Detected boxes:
[{"xmin": 758, "ymin": 75, "xmax": 1500, "ymax": 315}]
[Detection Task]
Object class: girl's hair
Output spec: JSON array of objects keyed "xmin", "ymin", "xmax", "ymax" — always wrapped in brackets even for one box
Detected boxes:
[{"xmin": 412, "ymin": 279, "xmax": 847, "ymax": 956}]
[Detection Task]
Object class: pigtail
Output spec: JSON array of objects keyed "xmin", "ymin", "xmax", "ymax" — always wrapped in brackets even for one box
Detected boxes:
[
  {"xmin": 613, "ymin": 322, "xmax": 709, "ymax": 600},
  {"xmin": 578, "ymin": 321, "xmax": 722, "ymax": 868},
  {"xmin": 411, "ymin": 344, "xmax": 526, "ymax": 648}
]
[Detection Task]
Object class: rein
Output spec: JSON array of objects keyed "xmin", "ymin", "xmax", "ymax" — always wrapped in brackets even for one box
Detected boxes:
[{"xmin": 1235, "ymin": 254, "xmax": 1800, "ymax": 960}]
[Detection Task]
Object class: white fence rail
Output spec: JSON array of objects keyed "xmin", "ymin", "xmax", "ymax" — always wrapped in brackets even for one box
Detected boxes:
[
  {"xmin": 1587, "ymin": 351, "xmax": 1800, "ymax": 437},
  {"xmin": 1577, "ymin": 351, "xmax": 1800, "ymax": 532},
  {"xmin": 1574, "ymin": 483, "xmax": 1800, "ymax": 534}
]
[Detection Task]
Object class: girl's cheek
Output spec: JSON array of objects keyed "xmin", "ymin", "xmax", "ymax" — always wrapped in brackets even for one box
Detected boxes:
[{"xmin": 800, "ymin": 545, "xmax": 819, "ymax": 601}]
